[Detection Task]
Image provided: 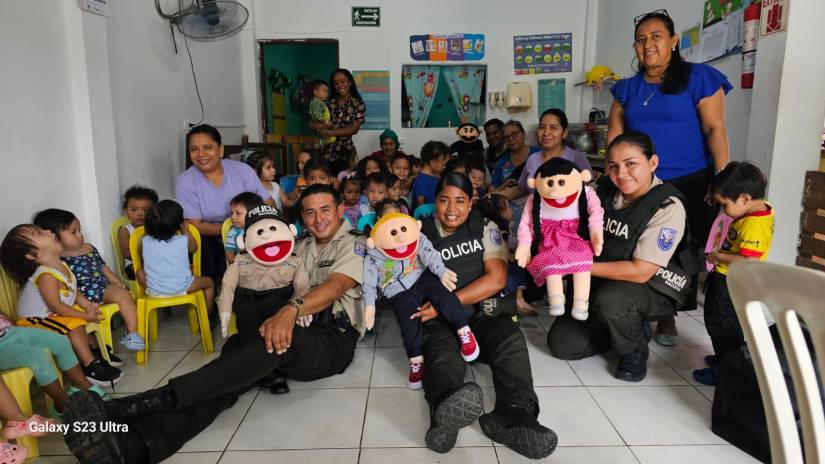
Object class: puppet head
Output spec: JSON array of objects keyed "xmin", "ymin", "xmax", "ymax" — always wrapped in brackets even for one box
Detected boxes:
[
  {"xmin": 238, "ymin": 205, "xmax": 298, "ymax": 266},
  {"xmin": 366, "ymin": 212, "xmax": 422, "ymax": 261},
  {"xmin": 527, "ymin": 158, "xmax": 592, "ymax": 254},
  {"xmin": 456, "ymin": 123, "xmax": 480, "ymax": 144}
]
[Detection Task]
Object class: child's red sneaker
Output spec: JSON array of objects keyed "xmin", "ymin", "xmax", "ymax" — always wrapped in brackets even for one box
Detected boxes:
[{"xmin": 408, "ymin": 360, "xmax": 424, "ymax": 390}]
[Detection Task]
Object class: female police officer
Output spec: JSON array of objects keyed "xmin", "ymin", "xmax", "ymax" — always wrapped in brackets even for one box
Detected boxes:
[
  {"xmin": 547, "ymin": 131, "xmax": 702, "ymax": 381},
  {"xmin": 413, "ymin": 172, "xmax": 557, "ymax": 460}
]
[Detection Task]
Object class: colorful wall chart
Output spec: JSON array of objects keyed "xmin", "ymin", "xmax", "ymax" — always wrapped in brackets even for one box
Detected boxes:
[
  {"xmin": 409, "ymin": 34, "xmax": 485, "ymax": 61},
  {"xmin": 513, "ymin": 33, "xmax": 572, "ymax": 75},
  {"xmin": 699, "ymin": 0, "xmax": 747, "ymax": 63},
  {"xmin": 352, "ymin": 70, "xmax": 390, "ymax": 130}
]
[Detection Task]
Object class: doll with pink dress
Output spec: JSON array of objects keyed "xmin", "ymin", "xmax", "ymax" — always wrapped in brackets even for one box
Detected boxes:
[{"xmin": 515, "ymin": 158, "xmax": 604, "ymax": 321}]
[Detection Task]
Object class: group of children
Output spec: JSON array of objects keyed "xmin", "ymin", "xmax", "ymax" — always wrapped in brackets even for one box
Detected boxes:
[{"xmin": 0, "ymin": 119, "xmax": 778, "ymax": 457}]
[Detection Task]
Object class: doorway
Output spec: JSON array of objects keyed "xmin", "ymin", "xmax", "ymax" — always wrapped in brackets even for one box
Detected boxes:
[{"xmin": 258, "ymin": 39, "xmax": 339, "ymax": 136}]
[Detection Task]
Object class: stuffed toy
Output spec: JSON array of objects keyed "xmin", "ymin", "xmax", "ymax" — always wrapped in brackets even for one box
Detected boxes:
[
  {"xmin": 362, "ymin": 212, "xmax": 478, "ymax": 389},
  {"xmin": 217, "ymin": 205, "xmax": 310, "ymax": 341},
  {"xmin": 515, "ymin": 158, "xmax": 604, "ymax": 321},
  {"xmin": 450, "ymin": 122, "xmax": 485, "ymax": 162}
]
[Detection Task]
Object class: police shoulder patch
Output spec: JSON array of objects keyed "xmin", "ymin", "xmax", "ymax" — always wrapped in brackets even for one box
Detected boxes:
[
  {"xmin": 488, "ymin": 228, "xmax": 503, "ymax": 246},
  {"xmin": 353, "ymin": 242, "xmax": 368, "ymax": 257},
  {"xmin": 657, "ymin": 227, "xmax": 677, "ymax": 251}
]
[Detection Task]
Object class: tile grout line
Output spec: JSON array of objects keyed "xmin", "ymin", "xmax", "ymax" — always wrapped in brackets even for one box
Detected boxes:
[
  {"xmin": 218, "ymin": 386, "xmax": 264, "ymax": 460},
  {"xmin": 357, "ymin": 313, "xmax": 380, "ymax": 463}
]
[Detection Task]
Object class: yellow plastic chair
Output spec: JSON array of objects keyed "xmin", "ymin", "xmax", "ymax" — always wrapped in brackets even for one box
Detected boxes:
[
  {"xmin": 220, "ymin": 218, "xmax": 238, "ymax": 337},
  {"xmin": 109, "ymin": 216, "xmax": 140, "ymax": 296},
  {"xmin": 129, "ymin": 225, "xmax": 214, "ymax": 364}
]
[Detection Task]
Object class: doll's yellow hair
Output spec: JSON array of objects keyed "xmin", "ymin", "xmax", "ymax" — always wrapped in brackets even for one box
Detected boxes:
[{"xmin": 369, "ymin": 212, "xmax": 415, "ymax": 238}]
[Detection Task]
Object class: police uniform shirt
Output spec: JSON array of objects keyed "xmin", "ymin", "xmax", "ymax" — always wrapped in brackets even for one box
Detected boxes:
[
  {"xmin": 612, "ymin": 176, "xmax": 687, "ymax": 267},
  {"xmin": 430, "ymin": 218, "xmax": 508, "ymax": 262},
  {"xmin": 217, "ymin": 254, "xmax": 310, "ymax": 318},
  {"xmin": 294, "ymin": 220, "xmax": 367, "ymax": 336}
]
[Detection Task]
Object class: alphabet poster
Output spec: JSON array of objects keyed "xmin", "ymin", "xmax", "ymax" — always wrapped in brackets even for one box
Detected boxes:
[
  {"xmin": 409, "ymin": 34, "xmax": 485, "ymax": 61},
  {"xmin": 513, "ymin": 33, "xmax": 572, "ymax": 75}
]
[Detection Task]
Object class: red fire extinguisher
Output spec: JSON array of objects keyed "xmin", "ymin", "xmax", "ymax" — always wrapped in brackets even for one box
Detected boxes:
[{"xmin": 741, "ymin": 1, "xmax": 760, "ymax": 89}]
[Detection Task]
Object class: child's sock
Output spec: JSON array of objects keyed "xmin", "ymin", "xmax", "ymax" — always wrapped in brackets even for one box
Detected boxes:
[{"xmin": 457, "ymin": 326, "xmax": 480, "ymax": 362}]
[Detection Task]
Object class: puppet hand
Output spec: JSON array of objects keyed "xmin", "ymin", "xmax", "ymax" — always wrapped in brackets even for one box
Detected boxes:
[
  {"xmin": 364, "ymin": 305, "xmax": 376, "ymax": 330},
  {"xmin": 590, "ymin": 229, "xmax": 604, "ymax": 256},
  {"xmin": 440, "ymin": 270, "xmax": 457, "ymax": 291},
  {"xmin": 515, "ymin": 246, "xmax": 531, "ymax": 268},
  {"xmin": 296, "ymin": 314, "xmax": 313, "ymax": 327},
  {"xmin": 220, "ymin": 312, "xmax": 231, "ymax": 338}
]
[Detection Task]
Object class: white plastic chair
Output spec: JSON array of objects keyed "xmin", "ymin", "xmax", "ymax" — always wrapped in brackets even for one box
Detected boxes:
[{"xmin": 728, "ymin": 260, "xmax": 825, "ymax": 464}]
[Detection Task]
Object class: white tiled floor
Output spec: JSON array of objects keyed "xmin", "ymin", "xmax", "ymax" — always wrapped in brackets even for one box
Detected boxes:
[{"xmin": 32, "ymin": 306, "xmax": 760, "ymax": 463}]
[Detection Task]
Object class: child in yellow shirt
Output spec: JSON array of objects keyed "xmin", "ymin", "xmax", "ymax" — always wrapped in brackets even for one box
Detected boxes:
[{"xmin": 694, "ymin": 162, "xmax": 774, "ymax": 385}]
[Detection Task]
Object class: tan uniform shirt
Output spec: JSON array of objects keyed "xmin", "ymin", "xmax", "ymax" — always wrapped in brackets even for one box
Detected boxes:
[
  {"xmin": 217, "ymin": 254, "xmax": 310, "ymax": 319},
  {"xmin": 431, "ymin": 219, "xmax": 508, "ymax": 262},
  {"xmin": 294, "ymin": 220, "xmax": 367, "ymax": 336},
  {"xmin": 611, "ymin": 176, "xmax": 687, "ymax": 267}
]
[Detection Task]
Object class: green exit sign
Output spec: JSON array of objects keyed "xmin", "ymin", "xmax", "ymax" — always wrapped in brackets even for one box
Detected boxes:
[{"xmin": 352, "ymin": 7, "xmax": 380, "ymax": 27}]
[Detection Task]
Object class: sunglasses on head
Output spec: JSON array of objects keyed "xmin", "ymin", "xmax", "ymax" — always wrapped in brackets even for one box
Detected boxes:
[{"xmin": 634, "ymin": 9, "xmax": 670, "ymax": 28}]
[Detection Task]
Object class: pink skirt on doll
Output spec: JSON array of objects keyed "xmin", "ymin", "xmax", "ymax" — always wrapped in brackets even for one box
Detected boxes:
[{"xmin": 526, "ymin": 218, "xmax": 593, "ymax": 286}]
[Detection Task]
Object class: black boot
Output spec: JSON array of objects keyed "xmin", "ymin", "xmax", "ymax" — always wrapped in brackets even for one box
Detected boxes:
[
  {"xmin": 255, "ymin": 369, "xmax": 290, "ymax": 394},
  {"xmin": 63, "ymin": 390, "xmax": 127, "ymax": 464},
  {"xmin": 424, "ymin": 382, "xmax": 484, "ymax": 453},
  {"xmin": 479, "ymin": 398, "xmax": 558, "ymax": 459},
  {"xmin": 105, "ymin": 384, "xmax": 178, "ymax": 423},
  {"xmin": 615, "ymin": 334, "xmax": 650, "ymax": 382}
]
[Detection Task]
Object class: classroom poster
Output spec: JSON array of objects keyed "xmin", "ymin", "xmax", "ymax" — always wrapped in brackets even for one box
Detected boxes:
[
  {"xmin": 409, "ymin": 34, "xmax": 485, "ymax": 61},
  {"xmin": 699, "ymin": 0, "xmax": 747, "ymax": 63},
  {"xmin": 352, "ymin": 70, "xmax": 390, "ymax": 130},
  {"xmin": 680, "ymin": 24, "xmax": 702, "ymax": 62},
  {"xmin": 537, "ymin": 79, "xmax": 566, "ymax": 116},
  {"xmin": 513, "ymin": 33, "xmax": 572, "ymax": 75}
]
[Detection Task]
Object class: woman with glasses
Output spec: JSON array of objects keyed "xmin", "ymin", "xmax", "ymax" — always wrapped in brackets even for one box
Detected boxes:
[
  {"xmin": 490, "ymin": 120, "xmax": 541, "ymax": 190},
  {"xmin": 607, "ymin": 10, "xmax": 732, "ymax": 345},
  {"xmin": 175, "ymin": 124, "xmax": 274, "ymax": 280}
]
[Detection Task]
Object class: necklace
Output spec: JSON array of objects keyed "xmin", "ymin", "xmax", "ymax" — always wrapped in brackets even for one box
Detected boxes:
[{"xmin": 643, "ymin": 87, "xmax": 658, "ymax": 106}]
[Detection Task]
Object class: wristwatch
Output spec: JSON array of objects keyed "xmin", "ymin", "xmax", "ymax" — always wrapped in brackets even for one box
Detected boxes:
[{"xmin": 289, "ymin": 297, "xmax": 305, "ymax": 318}]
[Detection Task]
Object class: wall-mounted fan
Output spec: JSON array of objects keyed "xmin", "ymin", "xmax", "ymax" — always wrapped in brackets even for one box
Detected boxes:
[{"xmin": 155, "ymin": 0, "xmax": 249, "ymax": 42}]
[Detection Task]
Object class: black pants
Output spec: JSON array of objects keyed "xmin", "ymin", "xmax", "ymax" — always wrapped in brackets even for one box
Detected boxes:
[
  {"xmin": 422, "ymin": 314, "xmax": 538, "ymax": 412},
  {"xmin": 128, "ymin": 323, "xmax": 358, "ymax": 463},
  {"xmin": 225, "ymin": 287, "xmax": 293, "ymax": 350},
  {"xmin": 668, "ymin": 166, "xmax": 718, "ymax": 310},
  {"xmin": 547, "ymin": 279, "xmax": 676, "ymax": 359},
  {"xmin": 704, "ymin": 271, "xmax": 744, "ymax": 357},
  {"xmin": 389, "ymin": 272, "xmax": 471, "ymax": 358},
  {"xmin": 201, "ymin": 235, "xmax": 227, "ymax": 282}
]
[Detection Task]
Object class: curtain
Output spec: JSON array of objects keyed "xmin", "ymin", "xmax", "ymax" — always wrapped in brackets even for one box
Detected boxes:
[
  {"xmin": 442, "ymin": 65, "xmax": 486, "ymax": 124},
  {"xmin": 402, "ymin": 65, "xmax": 441, "ymax": 128}
]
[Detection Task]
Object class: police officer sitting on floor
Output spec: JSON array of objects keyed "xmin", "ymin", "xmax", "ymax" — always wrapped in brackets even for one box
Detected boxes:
[
  {"xmin": 547, "ymin": 131, "xmax": 703, "ymax": 381},
  {"xmin": 415, "ymin": 172, "xmax": 558, "ymax": 460},
  {"xmin": 60, "ymin": 184, "xmax": 367, "ymax": 464}
]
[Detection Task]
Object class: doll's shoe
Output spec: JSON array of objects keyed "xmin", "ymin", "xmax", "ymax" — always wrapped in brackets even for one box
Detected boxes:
[
  {"xmin": 458, "ymin": 327, "xmax": 480, "ymax": 362},
  {"xmin": 408, "ymin": 361, "xmax": 424, "ymax": 390},
  {"xmin": 0, "ymin": 441, "xmax": 28, "ymax": 463},
  {"xmin": 4, "ymin": 414, "xmax": 58, "ymax": 439},
  {"xmin": 548, "ymin": 295, "xmax": 565, "ymax": 317},
  {"xmin": 571, "ymin": 300, "xmax": 589, "ymax": 321}
]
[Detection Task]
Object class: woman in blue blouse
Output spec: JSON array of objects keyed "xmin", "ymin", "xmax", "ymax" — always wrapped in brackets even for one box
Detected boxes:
[{"xmin": 607, "ymin": 10, "xmax": 732, "ymax": 344}]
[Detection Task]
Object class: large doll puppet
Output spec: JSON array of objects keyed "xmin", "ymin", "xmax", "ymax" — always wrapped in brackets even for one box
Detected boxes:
[
  {"xmin": 515, "ymin": 158, "xmax": 604, "ymax": 321},
  {"xmin": 363, "ymin": 212, "xmax": 479, "ymax": 388},
  {"xmin": 218, "ymin": 205, "xmax": 310, "ymax": 340}
]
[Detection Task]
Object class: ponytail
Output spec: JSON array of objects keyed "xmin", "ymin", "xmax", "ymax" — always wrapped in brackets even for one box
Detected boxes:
[
  {"xmin": 530, "ymin": 192, "xmax": 542, "ymax": 257},
  {"xmin": 576, "ymin": 185, "xmax": 590, "ymax": 241}
]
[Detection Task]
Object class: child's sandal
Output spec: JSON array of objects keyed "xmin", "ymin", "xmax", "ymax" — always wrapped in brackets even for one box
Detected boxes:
[
  {"xmin": 4, "ymin": 414, "xmax": 58, "ymax": 439},
  {"xmin": 571, "ymin": 299, "xmax": 589, "ymax": 321},
  {"xmin": 548, "ymin": 294, "xmax": 565, "ymax": 317},
  {"xmin": 0, "ymin": 441, "xmax": 28, "ymax": 463}
]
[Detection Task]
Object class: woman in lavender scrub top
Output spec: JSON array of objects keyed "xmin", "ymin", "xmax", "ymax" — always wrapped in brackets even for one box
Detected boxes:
[{"xmin": 175, "ymin": 124, "xmax": 273, "ymax": 280}]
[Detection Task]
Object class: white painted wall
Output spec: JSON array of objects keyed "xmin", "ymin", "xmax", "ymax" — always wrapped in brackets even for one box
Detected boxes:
[
  {"xmin": 107, "ymin": 0, "xmax": 246, "ymax": 200},
  {"xmin": 240, "ymin": 0, "xmax": 598, "ymax": 158},
  {"xmin": 0, "ymin": 1, "xmax": 95, "ymax": 240},
  {"xmin": 592, "ymin": 1, "xmax": 751, "ymax": 163}
]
